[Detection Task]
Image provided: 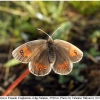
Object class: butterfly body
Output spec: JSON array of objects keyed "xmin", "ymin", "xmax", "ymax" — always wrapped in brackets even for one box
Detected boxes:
[
  {"xmin": 12, "ymin": 30, "xmax": 83, "ymax": 76},
  {"xmin": 47, "ymin": 41, "xmax": 56, "ymax": 66}
]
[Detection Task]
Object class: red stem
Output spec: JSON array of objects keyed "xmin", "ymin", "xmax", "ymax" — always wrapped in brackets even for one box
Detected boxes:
[{"xmin": 2, "ymin": 69, "xmax": 30, "ymax": 96}]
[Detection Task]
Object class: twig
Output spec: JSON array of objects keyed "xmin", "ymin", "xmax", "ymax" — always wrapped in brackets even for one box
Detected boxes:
[
  {"xmin": 86, "ymin": 53, "xmax": 98, "ymax": 64},
  {"xmin": 4, "ymin": 75, "xmax": 16, "ymax": 87},
  {"xmin": 94, "ymin": 86, "xmax": 100, "ymax": 96},
  {"xmin": 0, "ymin": 87, "xmax": 5, "ymax": 93},
  {"xmin": 74, "ymin": 87, "xmax": 87, "ymax": 96},
  {"xmin": 2, "ymin": 69, "xmax": 30, "ymax": 96},
  {"xmin": 68, "ymin": 84, "xmax": 85, "ymax": 96},
  {"xmin": 4, "ymin": 42, "xmax": 13, "ymax": 81}
]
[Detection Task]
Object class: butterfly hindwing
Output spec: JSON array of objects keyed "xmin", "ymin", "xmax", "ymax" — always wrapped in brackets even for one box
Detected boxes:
[
  {"xmin": 29, "ymin": 47, "xmax": 51, "ymax": 76},
  {"xmin": 52, "ymin": 44, "xmax": 73, "ymax": 75}
]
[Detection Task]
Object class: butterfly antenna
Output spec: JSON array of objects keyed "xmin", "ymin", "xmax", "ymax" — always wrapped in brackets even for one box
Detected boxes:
[
  {"xmin": 37, "ymin": 28, "xmax": 50, "ymax": 38},
  {"xmin": 51, "ymin": 27, "xmax": 61, "ymax": 37}
]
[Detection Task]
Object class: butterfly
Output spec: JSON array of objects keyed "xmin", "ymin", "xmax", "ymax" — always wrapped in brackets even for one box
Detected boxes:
[{"xmin": 12, "ymin": 28, "xmax": 83, "ymax": 76}]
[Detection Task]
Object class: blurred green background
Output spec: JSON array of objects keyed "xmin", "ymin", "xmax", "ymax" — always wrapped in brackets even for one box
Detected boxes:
[{"xmin": 0, "ymin": 1, "xmax": 100, "ymax": 96}]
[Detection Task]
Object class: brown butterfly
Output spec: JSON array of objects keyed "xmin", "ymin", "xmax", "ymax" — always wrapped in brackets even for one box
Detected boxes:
[{"xmin": 12, "ymin": 28, "xmax": 83, "ymax": 76}]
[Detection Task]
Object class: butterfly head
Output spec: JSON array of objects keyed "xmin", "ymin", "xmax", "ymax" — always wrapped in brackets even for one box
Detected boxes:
[{"xmin": 47, "ymin": 35, "xmax": 54, "ymax": 44}]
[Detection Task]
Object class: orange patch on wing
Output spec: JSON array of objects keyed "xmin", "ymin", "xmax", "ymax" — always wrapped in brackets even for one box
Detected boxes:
[
  {"xmin": 34, "ymin": 62, "xmax": 46, "ymax": 71},
  {"xmin": 18, "ymin": 46, "xmax": 32, "ymax": 57},
  {"xmin": 58, "ymin": 61, "xmax": 68, "ymax": 70},
  {"xmin": 69, "ymin": 46, "xmax": 77, "ymax": 57}
]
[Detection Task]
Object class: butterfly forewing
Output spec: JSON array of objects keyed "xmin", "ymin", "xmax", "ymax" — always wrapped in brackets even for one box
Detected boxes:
[
  {"xmin": 29, "ymin": 47, "xmax": 51, "ymax": 76},
  {"xmin": 54, "ymin": 39, "xmax": 83, "ymax": 63},
  {"xmin": 12, "ymin": 40, "xmax": 47, "ymax": 63}
]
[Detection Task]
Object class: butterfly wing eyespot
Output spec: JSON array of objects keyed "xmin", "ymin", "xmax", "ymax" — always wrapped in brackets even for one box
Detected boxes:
[
  {"xmin": 18, "ymin": 46, "xmax": 32, "ymax": 57},
  {"xmin": 12, "ymin": 46, "xmax": 31, "ymax": 63},
  {"xmin": 68, "ymin": 45, "xmax": 83, "ymax": 62},
  {"xmin": 58, "ymin": 61, "xmax": 69, "ymax": 70},
  {"xmin": 34, "ymin": 62, "xmax": 47, "ymax": 71},
  {"xmin": 53, "ymin": 60, "xmax": 73, "ymax": 75},
  {"xmin": 69, "ymin": 47, "xmax": 78, "ymax": 58},
  {"xmin": 74, "ymin": 50, "xmax": 78, "ymax": 56},
  {"xmin": 29, "ymin": 62, "xmax": 51, "ymax": 76},
  {"xmin": 19, "ymin": 50, "xmax": 24, "ymax": 55}
]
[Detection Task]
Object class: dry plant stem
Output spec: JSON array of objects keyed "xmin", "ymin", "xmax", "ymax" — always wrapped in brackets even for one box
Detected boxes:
[
  {"xmin": 4, "ymin": 75, "xmax": 16, "ymax": 87},
  {"xmin": 74, "ymin": 87, "xmax": 87, "ymax": 96},
  {"xmin": 94, "ymin": 86, "xmax": 100, "ymax": 96},
  {"xmin": 68, "ymin": 84, "xmax": 85, "ymax": 96},
  {"xmin": 86, "ymin": 53, "xmax": 98, "ymax": 64},
  {"xmin": 4, "ymin": 42, "xmax": 13, "ymax": 81},
  {"xmin": 2, "ymin": 69, "xmax": 30, "ymax": 96}
]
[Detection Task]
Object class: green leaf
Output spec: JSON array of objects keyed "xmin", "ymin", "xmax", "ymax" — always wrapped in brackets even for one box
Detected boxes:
[
  {"xmin": 4, "ymin": 58, "xmax": 20, "ymax": 67},
  {"xmin": 76, "ymin": 76, "xmax": 84, "ymax": 82},
  {"xmin": 58, "ymin": 75, "xmax": 70, "ymax": 84}
]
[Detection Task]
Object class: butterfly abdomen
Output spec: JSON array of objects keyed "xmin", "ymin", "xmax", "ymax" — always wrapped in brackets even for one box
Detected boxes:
[{"xmin": 47, "ymin": 43, "xmax": 56, "ymax": 65}]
